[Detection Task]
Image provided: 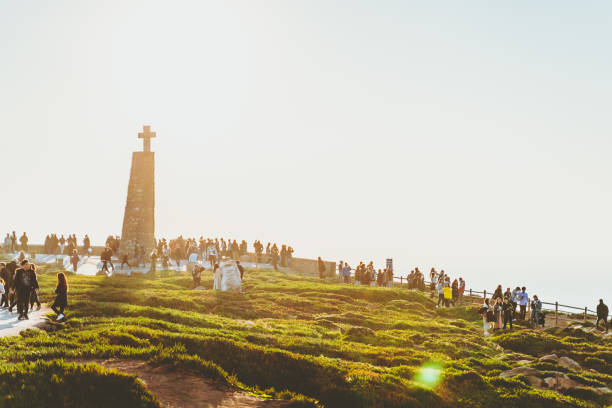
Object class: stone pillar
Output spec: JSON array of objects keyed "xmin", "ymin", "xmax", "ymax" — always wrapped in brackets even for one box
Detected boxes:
[{"xmin": 119, "ymin": 151, "xmax": 155, "ymax": 258}]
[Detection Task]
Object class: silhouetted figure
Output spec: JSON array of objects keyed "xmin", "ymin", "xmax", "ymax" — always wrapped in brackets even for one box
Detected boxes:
[
  {"xmin": 317, "ymin": 257, "xmax": 326, "ymax": 279},
  {"xmin": 596, "ymin": 299, "xmax": 609, "ymax": 333}
]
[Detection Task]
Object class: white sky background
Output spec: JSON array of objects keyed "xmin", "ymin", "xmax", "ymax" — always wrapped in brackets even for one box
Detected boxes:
[{"xmin": 0, "ymin": 1, "xmax": 611, "ymax": 302}]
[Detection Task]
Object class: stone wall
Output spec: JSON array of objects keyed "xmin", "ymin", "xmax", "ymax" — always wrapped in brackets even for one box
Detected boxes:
[{"xmin": 119, "ymin": 151, "xmax": 156, "ymax": 258}]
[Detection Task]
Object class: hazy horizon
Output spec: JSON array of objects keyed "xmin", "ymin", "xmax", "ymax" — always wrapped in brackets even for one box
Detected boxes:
[{"xmin": 1, "ymin": 1, "xmax": 611, "ymax": 305}]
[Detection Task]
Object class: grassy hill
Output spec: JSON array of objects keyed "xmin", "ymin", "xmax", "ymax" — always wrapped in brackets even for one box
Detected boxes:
[{"xmin": 1, "ymin": 265, "xmax": 610, "ymax": 407}]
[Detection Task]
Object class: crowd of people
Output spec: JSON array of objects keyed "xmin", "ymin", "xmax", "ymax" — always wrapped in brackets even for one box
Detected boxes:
[
  {"xmin": 2, "ymin": 231, "xmax": 609, "ymax": 335},
  {"xmin": 479, "ymin": 285, "xmax": 540, "ymax": 335},
  {"xmin": 2, "ymin": 232, "xmax": 29, "ymax": 253},
  {"xmin": 2, "ymin": 232, "xmax": 297, "ymax": 274},
  {"xmin": 0, "ymin": 259, "xmax": 67, "ymax": 322}
]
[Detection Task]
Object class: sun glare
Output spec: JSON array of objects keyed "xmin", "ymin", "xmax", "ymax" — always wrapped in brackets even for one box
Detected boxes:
[{"xmin": 414, "ymin": 362, "xmax": 443, "ymax": 389}]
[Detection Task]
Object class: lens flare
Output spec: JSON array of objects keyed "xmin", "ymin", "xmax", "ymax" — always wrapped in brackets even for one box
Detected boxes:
[{"xmin": 414, "ymin": 362, "xmax": 443, "ymax": 388}]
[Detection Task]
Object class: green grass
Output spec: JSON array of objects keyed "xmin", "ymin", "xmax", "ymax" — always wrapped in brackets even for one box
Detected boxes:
[{"xmin": 0, "ymin": 265, "xmax": 610, "ymax": 407}]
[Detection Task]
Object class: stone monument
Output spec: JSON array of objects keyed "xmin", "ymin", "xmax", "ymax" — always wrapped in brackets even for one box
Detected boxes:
[{"xmin": 119, "ymin": 125, "xmax": 156, "ymax": 258}]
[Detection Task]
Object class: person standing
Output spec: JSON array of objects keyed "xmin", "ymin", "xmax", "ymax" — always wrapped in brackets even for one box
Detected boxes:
[
  {"xmin": 531, "ymin": 295, "xmax": 543, "ymax": 328},
  {"xmin": 207, "ymin": 243, "xmax": 218, "ymax": 268},
  {"xmin": 70, "ymin": 250, "xmax": 80, "ymax": 273},
  {"xmin": 436, "ymin": 280, "xmax": 444, "ymax": 308},
  {"xmin": 83, "ymin": 234, "xmax": 91, "ymax": 256},
  {"xmin": 237, "ymin": 260, "xmax": 244, "ymax": 280},
  {"xmin": 458, "ymin": 278, "xmax": 466, "ymax": 305},
  {"xmin": 342, "ymin": 262, "xmax": 351, "ymax": 284},
  {"xmin": 28, "ymin": 263, "xmax": 41, "ymax": 312},
  {"xmin": 317, "ymin": 257, "xmax": 326, "ymax": 279},
  {"xmin": 271, "ymin": 245, "xmax": 279, "ymax": 271},
  {"xmin": 150, "ymin": 250, "xmax": 158, "ymax": 274},
  {"xmin": 213, "ymin": 263, "xmax": 222, "ymax": 290},
  {"xmin": 596, "ymin": 299, "xmax": 609, "ymax": 333},
  {"xmin": 494, "ymin": 297, "xmax": 503, "ymax": 330},
  {"xmin": 192, "ymin": 264, "xmax": 203, "ymax": 288},
  {"xmin": 519, "ymin": 287, "xmax": 529, "ymax": 320},
  {"xmin": 386, "ymin": 267, "xmax": 394, "ymax": 288},
  {"xmin": 51, "ymin": 272, "xmax": 68, "ymax": 321},
  {"xmin": 503, "ymin": 297, "xmax": 514, "ymax": 329},
  {"xmin": 13, "ymin": 260, "xmax": 33, "ymax": 320},
  {"xmin": 19, "ymin": 232, "xmax": 28, "ymax": 252},
  {"xmin": 3, "ymin": 234, "xmax": 11, "ymax": 254},
  {"xmin": 10, "ymin": 231, "xmax": 17, "ymax": 252}
]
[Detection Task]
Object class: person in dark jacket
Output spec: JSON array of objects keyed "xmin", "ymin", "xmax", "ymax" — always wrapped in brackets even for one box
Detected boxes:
[
  {"xmin": 100, "ymin": 246, "xmax": 114, "ymax": 274},
  {"xmin": 596, "ymin": 299, "xmax": 609, "ymax": 333},
  {"xmin": 317, "ymin": 257, "xmax": 326, "ymax": 279},
  {"xmin": 13, "ymin": 260, "xmax": 33, "ymax": 320},
  {"xmin": 51, "ymin": 272, "xmax": 68, "ymax": 321},
  {"xmin": 3, "ymin": 261, "xmax": 17, "ymax": 309},
  {"xmin": 28, "ymin": 263, "xmax": 41, "ymax": 312},
  {"xmin": 0, "ymin": 263, "xmax": 9, "ymax": 308}
]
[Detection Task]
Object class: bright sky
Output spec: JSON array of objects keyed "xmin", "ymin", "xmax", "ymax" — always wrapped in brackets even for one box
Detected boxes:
[{"xmin": 1, "ymin": 1, "xmax": 611, "ymax": 301}]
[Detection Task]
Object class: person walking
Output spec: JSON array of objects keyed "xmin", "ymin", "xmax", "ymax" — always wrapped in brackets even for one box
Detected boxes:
[
  {"xmin": 596, "ymin": 299, "xmax": 609, "ymax": 333},
  {"xmin": 100, "ymin": 246, "xmax": 114, "ymax": 275},
  {"xmin": 51, "ymin": 272, "xmax": 68, "ymax": 321}
]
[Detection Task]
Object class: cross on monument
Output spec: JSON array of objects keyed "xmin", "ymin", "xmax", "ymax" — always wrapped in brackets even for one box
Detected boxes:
[{"xmin": 138, "ymin": 125, "xmax": 156, "ymax": 152}]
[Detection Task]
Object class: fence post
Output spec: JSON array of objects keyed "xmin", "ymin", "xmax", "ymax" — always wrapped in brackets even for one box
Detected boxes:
[
  {"xmin": 483, "ymin": 289, "xmax": 486, "ymax": 300},
  {"xmin": 555, "ymin": 302, "xmax": 558, "ymax": 327},
  {"xmin": 584, "ymin": 307, "xmax": 587, "ymax": 322}
]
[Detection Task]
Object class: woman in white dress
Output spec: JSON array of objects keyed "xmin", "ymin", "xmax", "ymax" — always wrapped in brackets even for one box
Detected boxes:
[{"xmin": 213, "ymin": 263, "xmax": 222, "ymax": 290}]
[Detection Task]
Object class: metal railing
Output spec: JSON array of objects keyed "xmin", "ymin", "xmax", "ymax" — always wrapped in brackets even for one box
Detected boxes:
[{"xmin": 392, "ymin": 275, "xmax": 606, "ymax": 327}]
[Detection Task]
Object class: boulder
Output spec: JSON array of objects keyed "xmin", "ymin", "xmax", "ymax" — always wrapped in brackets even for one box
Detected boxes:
[
  {"xmin": 499, "ymin": 366, "xmax": 539, "ymax": 378},
  {"xmin": 539, "ymin": 354, "xmax": 559, "ymax": 362},
  {"xmin": 558, "ymin": 356, "xmax": 581, "ymax": 371},
  {"xmin": 552, "ymin": 372, "xmax": 580, "ymax": 390},
  {"xmin": 517, "ymin": 360, "xmax": 532, "ymax": 365},
  {"xmin": 316, "ymin": 319, "xmax": 342, "ymax": 331},
  {"xmin": 542, "ymin": 372, "xmax": 580, "ymax": 391},
  {"xmin": 542, "ymin": 377, "xmax": 557, "ymax": 389},
  {"xmin": 594, "ymin": 387, "xmax": 612, "ymax": 395},
  {"xmin": 525, "ymin": 376, "xmax": 543, "ymax": 388},
  {"xmin": 343, "ymin": 326, "xmax": 375, "ymax": 337}
]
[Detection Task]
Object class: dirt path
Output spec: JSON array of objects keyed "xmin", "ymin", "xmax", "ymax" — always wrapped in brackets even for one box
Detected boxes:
[
  {"xmin": 73, "ymin": 358, "xmax": 291, "ymax": 408},
  {"xmin": 0, "ymin": 306, "xmax": 52, "ymax": 337}
]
